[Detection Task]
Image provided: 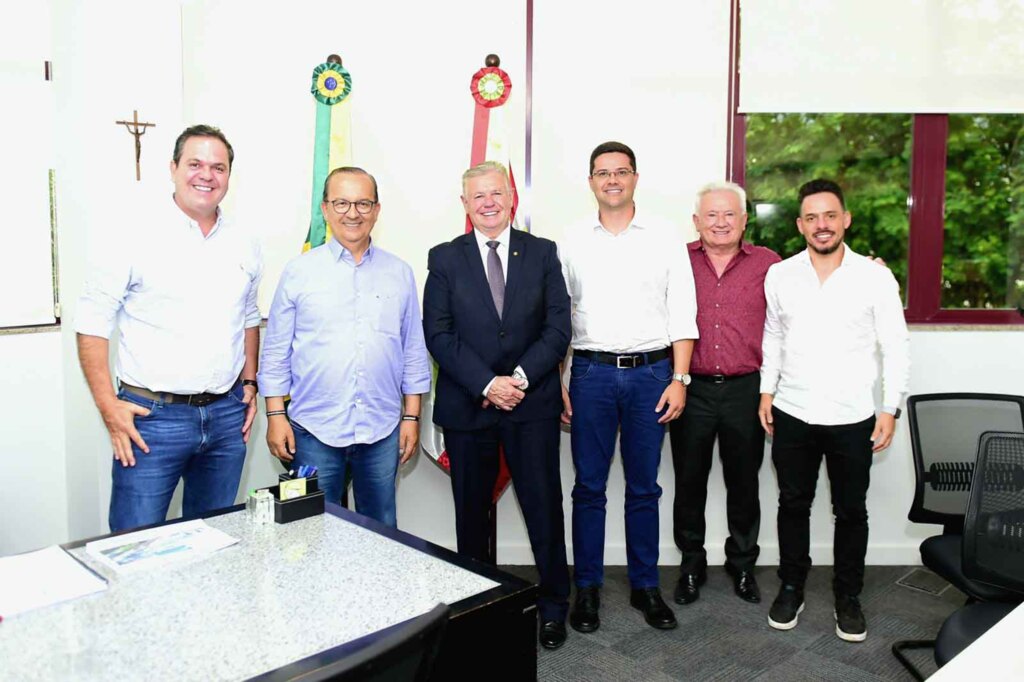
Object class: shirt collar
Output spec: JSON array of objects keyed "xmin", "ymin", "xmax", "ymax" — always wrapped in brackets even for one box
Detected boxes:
[
  {"xmin": 592, "ymin": 207, "xmax": 646, "ymax": 235},
  {"xmin": 797, "ymin": 243, "xmax": 859, "ymax": 267},
  {"xmin": 689, "ymin": 239, "xmax": 754, "ymax": 255},
  {"xmin": 474, "ymin": 225, "xmax": 511, "ymax": 249},
  {"xmin": 174, "ymin": 194, "xmax": 224, "ymax": 237},
  {"xmin": 327, "ymin": 236, "xmax": 375, "ymax": 264}
]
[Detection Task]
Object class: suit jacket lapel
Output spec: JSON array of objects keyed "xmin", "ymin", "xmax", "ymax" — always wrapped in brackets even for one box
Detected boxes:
[
  {"xmin": 503, "ymin": 229, "xmax": 525, "ymax": 319},
  {"xmin": 461, "ymin": 233, "xmax": 502, "ymax": 322}
]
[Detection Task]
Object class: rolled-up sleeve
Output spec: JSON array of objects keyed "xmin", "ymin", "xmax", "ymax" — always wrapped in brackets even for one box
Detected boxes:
[
  {"xmin": 75, "ymin": 251, "xmax": 131, "ymax": 339},
  {"xmin": 244, "ymin": 241, "xmax": 264, "ymax": 329}
]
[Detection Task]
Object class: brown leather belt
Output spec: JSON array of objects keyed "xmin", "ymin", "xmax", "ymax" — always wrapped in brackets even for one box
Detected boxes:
[{"xmin": 120, "ymin": 382, "xmax": 231, "ymax": 407}]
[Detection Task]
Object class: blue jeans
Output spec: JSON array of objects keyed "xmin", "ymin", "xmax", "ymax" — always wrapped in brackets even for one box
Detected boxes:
[
  {"xmin": 109, "ymin": 384, "xmax": 248, "ymax": 532},
  {"xmin": 291, "ymin": 422, "xmax": 400, "ymax": 528},
  {"xmin": 570, "ymin": 356, "xmax": 671, "ymax": 588}
]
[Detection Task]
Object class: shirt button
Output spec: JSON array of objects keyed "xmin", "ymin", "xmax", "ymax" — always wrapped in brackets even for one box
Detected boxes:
[
  {"xmin": 715, "ymin": 324, "xmax": 720, "ymax": 329},
  {"xmin": 716, "ymin": 365, "xmax": 720, "ymax": 370},
  {"xmin": 715, "ymin": 303, "xmax": 720, "ymax": 308},
  {"xmin": 715, "ymin": 345, "xmax": 719, "ymax": 349}
]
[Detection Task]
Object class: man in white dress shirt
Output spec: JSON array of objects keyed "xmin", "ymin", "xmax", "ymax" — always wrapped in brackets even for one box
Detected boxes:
[
  {"xmin": 76, "ymin": 124, "xmax": 262, "ymax": 532},
  {"xmin": 758, "ymin": 178, "xmax": 909, "ymax": 643},
  {"xmin": 559, "ymin": 141, "xmax": 698, "ymax": 632}
]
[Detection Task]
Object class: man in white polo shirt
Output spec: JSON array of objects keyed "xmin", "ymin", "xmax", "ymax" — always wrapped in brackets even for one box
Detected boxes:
[
  {"xmin": 77, "ymin": 124, "xmax": 262, "ymax": 532},
  {"xmin": 758, "ymin": 178, "xmax": 909, "ymax": 643}
]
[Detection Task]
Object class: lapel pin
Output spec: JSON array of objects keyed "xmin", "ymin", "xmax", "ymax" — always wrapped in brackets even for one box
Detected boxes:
[{"xmin": 513, "ymin": 251, "xmax": 519, "ymax": 256}]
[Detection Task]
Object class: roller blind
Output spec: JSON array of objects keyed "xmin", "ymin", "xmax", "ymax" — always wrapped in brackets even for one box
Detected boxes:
[{"xmin": 739, "ymin": 0, "xmax": 1024, "ymax": 114}]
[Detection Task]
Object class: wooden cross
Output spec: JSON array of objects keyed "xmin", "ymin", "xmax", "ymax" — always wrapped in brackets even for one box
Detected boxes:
[{"xmin": 115, "ymin": 110, "xmax": 156, "ymax": 181}]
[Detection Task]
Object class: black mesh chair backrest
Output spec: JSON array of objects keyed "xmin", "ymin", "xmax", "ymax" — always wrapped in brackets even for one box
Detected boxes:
[
  {"xmin": 962, "ymin": 431, "xmax": 1024, "ymax": 595},
  {"xmin": 908, "ymin": 394, "xmax": 1024, "ymax": 529}
]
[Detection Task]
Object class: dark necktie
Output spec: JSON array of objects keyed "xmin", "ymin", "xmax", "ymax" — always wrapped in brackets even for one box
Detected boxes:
[{"xmin": 486, "ymin": 240, "xmax": 505, "ymax": 319}]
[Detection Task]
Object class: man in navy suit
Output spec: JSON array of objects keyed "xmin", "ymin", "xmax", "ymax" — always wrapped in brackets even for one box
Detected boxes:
[{"xmin": 423, "ymin": 161, "xmax": 572, "ymax": 650}]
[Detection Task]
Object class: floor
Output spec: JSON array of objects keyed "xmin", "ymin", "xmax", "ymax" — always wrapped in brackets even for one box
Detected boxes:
[{"xmin": 500, "ymin": 565, "xmax": 962, "ymax": 681}]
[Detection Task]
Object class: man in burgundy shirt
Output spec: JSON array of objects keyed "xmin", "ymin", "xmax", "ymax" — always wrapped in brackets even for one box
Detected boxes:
[{"xmin": 669, "ymin": 181, "xmax": 780, "ymax": 606}]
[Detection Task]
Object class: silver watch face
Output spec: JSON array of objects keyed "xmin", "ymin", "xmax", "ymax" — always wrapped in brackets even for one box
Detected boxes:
[{"xmin": 673, "ymin": 373, "xmax": 691, "ymax": 386}]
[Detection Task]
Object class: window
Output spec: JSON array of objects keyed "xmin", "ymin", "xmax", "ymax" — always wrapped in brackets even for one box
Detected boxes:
[
  {"xmin": 745, "ymin": 113, "xmax": 912, "ymax": 301},
  {"xmin": 738, "ymin": 112, "xmax": 1024, "ymax": 324},
  {"xmin": 942, "ymin": 114, "xmax": 1024, "ymax": 312},
  {"xmin": 732, "ymin": 0, "xmax": 1024, "ymax": 325}
]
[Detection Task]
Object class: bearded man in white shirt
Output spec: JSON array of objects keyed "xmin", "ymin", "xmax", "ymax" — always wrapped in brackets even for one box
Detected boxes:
[
  {"xmin": 757, "ymin": 178, "xmax": 909, "ymax": 643},
  {"xmin": 76, "ymin": 125, "xmax": 262, "ymax": 532}
]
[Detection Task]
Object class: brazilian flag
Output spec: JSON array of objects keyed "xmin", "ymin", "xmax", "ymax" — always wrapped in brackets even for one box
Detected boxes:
[{"xmin": 304, "ymin": 58, "xmax": 353, "ymax": 251}]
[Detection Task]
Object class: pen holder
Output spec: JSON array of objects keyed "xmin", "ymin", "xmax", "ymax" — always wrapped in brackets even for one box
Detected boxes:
[
  {"xmin": 259, "ymin": 475, "xmax": 324, "ymax": 524},
  {"xmin": 278, "ymin": 473, "xmax": 320, "ymax": 494}
]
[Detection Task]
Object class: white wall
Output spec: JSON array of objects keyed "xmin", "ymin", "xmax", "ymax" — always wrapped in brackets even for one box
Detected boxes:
[
  {"xmin": 2, "ymin": 0, "xmax": 1022, "ymax": 570},
  {"xmin": 0, "ymin": 332, "xmax": 67, "ymax": 554}
]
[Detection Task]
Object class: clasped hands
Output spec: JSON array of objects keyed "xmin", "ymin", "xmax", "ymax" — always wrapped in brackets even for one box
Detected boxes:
[{"xmin": 483, "ymin": 375, "xmax": 526, "ymax": 411}]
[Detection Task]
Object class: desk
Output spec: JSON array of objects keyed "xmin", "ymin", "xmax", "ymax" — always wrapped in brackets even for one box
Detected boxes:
[
  {"xmin": 929, "ymin": 601, "xmax": 1024, "ymax": 682},
  {"xmin": 0, "ymin": 504, "xmax": 538, "ymax": 680}
]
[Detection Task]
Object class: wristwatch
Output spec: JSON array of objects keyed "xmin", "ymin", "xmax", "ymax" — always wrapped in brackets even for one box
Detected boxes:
[
  {"xmin": 881, "ymin": 406, "xmax": 902, "ymax": 419},
  {"xmin": 672, "ymin": 373, "xmax": 692, "ymax": 386}
]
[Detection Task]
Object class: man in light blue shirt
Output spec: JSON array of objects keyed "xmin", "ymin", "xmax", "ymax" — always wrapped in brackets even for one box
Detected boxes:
[{"xmin": 258, "ymin": 167, "xmax": 431, "ymax": 527}]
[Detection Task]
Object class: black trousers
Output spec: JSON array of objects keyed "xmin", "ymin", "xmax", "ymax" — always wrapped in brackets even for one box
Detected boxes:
[
  {"xmin": 669, "ymin": 372, "xmax": 765, "ymax": 573},
  {"xmin": 445, "ymin": 417, "xmax": 570, "ymax": 622},
  {"xmin": 771, "ymin": 407, "xmax": 874, "ymax": 597}
]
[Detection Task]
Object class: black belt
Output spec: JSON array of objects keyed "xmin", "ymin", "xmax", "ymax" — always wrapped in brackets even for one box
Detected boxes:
[
  {"xmin": 120, "ymin": 382, "xmax": 232, "ymax": 407},
  {"xmin": 574, "ymin": 348, "xmax": 670, "ymax": 369},
  {"xmin": 691, "ymin": 371, "xmax": 758, "ymax": 384}
]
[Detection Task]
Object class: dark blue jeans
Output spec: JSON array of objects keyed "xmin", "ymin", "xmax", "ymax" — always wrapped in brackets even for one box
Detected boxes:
[
  {"xmin": 291, "ymin": 422, "xmax": 400, "ymax": 528},
  {"xmin": 570, "ymin": 355, "xmax": 671, "ymax": 589},
  {"xmin": 110, "ymin": 384, "xmax": 248, "ymax": 532}
]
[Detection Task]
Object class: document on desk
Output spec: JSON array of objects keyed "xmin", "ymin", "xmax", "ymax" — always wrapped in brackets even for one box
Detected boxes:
[
  {"xmin": 0, "ymin": 545, "xmax": 108, "ymax": 618},
  {"xmin": 85, "ymin": 519, "xmax": 239, "ymax": 575}
]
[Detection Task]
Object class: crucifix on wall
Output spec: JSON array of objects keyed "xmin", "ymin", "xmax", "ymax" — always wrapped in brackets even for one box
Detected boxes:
[{"xmin": 115, "ymin": 110, "xmax": 156, "ymax": 181}]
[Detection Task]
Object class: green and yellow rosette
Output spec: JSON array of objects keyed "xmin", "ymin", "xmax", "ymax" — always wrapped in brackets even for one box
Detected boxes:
[
  {"xmin": 303, "ymin": 57, "xmax": 354, "ymax": 252},
  {"xmin": 311, "ymin": 62, "xmax": 352, "ymax": 105}
]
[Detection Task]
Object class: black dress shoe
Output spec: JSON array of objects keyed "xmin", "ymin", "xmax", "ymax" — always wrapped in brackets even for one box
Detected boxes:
[
  {"xmin": 630, "ymin": 588, "xmax": 678, "ymax": 630},
  {"xmin": 726, "ymin": 565, "xmax": 761, "ymax": 603},
  {"xmin": 569, "ymin": 586, "xmax": 600, "ymax": 633},
  {"xmin": 673, "ymin": 570, "xmax": 707, "ymax": 605},
  {"xmin": 539, "ymin": 620, "xmax": 567, "ymax": 649}
]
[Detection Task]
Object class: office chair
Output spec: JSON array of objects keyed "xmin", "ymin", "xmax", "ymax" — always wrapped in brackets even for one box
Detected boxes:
[
  {"xmin": 934, "ymin": 431, "xmax": 1024, "ymax": 668},
  {"xmin": 893, "ymin": 395, "xmax": 1024, "ymax": 680},
  {"xmin": 302, "ymin": 603, "xmax": 450, "ymax": 682}
]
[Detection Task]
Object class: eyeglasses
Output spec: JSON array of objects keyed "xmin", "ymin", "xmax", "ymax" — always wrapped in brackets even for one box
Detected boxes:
[
  {"xmin": 591, "ymin": 168, "xmax": 635, "ymax": 180},
  {"xmin": 328, "ymin": 199, "xmax": 377, "ymax": 215}
]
